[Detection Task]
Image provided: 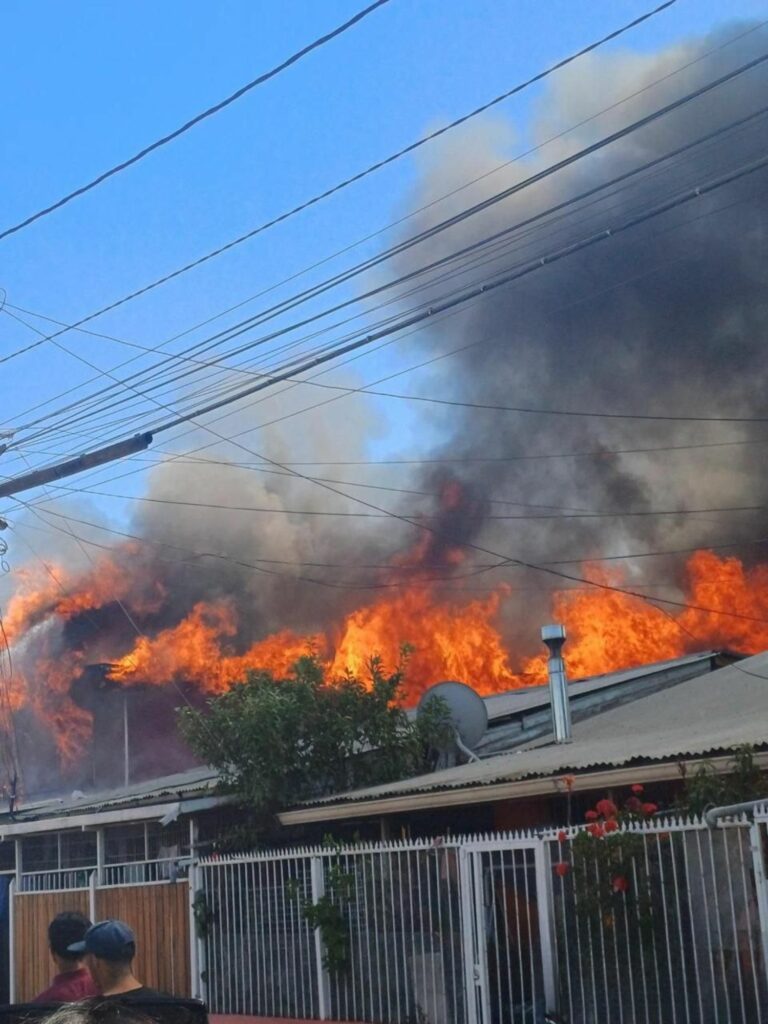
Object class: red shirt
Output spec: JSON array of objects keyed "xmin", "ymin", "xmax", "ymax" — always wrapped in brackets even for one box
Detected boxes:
[{"xmin": 33, "ymin": 967, "xmax": 99, "ymax": 1003}]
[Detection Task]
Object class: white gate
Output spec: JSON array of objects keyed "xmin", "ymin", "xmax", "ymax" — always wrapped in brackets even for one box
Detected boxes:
[{"xmin": 460, "ymin": 838, "xmax": 557, "ymax": 1024}]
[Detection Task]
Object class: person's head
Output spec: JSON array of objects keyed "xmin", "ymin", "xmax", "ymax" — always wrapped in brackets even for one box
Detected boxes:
[
  {"xmin": 68, "ymin": 921, "xmax": 137, "ymax": 993},
  {"xmin": 40, "ymin": 999, "xmax": 154, "ymax": 1024},
  {"xmin": 48, "ymin": 912, "xmax": 92, "ymax": 972}
]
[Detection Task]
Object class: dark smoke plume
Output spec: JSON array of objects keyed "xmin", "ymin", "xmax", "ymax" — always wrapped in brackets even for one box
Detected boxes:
[{"xmin": 385, "ymin": 21, "xmax": 768, "ymax": 621}]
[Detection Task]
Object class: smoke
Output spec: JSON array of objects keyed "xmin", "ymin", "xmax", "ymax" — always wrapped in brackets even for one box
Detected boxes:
[{"xmin": 386, "ymin": 20, "xmax": 768, "ymax": 615}]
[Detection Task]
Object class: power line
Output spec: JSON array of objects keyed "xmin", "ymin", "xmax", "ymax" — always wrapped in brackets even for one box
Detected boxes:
[
  {"xmin": 175, "ymin": 436, "xmax": 767, "ymax": 467},
  {"xmin": 6, "ymin": 181, "xmax": 762, "ymax": 521},
  {"xmin": 25, "ymin": 484, "xmax": 768, "ymax": 520},
  {"xmin": 137, "ymin": 150, "xmax": 768, "ymax": 438},
  {"xmin": 14, "ymin": 502, "xmax": 768, "ymax": 594},
  {"xmin": 0, "ymin": 0, "xmax": 392, "ymax": 244},
  {"xmin": 25, "ymin": 49, "xmax": 768, "ymax": 447},
  {"xmin": 6, "ymin": 186, "xmax": 762, "ymax": 516},
  {"xmin": 0, "ymin": 0, "xmax": 682, "ymax": 369},
  {"xmin": 288, "ymin": 379, "xmax": 768, "ymax": 425}
]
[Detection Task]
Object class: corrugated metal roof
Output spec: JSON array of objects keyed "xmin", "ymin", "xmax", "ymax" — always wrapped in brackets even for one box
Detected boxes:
[
  {"xmin": 10, "ymin": 765, "xmax": 218, "ymax": 822},
  {"xmin": 480, "ymin": 651, "xmax": 720, "ymax": 721},
  {"xmin": 297, "ymin": 650, "xmax": 768, "ymax": 808}
]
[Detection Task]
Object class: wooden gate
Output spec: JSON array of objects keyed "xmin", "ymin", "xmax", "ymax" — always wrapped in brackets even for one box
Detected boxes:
[
  {"xmin": 14, "ymin": 890, "xmax": 91, "ymax": 1002},
  {"xmin": 96, "ymin": 885, "xmax": 190, "ymax": 997},
  {"xmin": 12, "ymin": 883, "xmax": 190, "ymax": 1001}
]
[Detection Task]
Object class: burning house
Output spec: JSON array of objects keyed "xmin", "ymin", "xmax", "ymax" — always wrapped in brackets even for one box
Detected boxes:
[{"xmin": 1, "ymin": 20, "xmax": 768, "ymax": 824}]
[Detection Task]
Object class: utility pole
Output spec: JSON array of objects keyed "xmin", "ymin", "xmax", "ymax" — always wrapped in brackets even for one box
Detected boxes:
[{"xmin": 0, "ymin": 432, "xmax": 152, "ymax": 502}]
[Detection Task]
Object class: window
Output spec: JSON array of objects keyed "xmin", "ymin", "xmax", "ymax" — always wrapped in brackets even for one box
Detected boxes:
[
  {"xmin": 105, "ymin": 820, "xmax": 190, "ymax": 865},
  {"xmin": 60, "ymin": 831, "xmax": 97, "ymax": 869},
  {"xmin": 21, "ymin": 832, "xmax": 97, "ymax": 874},
  {"xmin": 21, "ymin": 834, "xmax": 59, "ymax": 873},
  {"xmin": 147, "ymin": 821, "xmax": 189, "ymax": 861},
  {"xmin": 104, "ymin": 823, "xmax": 146, "ymax": 865}
]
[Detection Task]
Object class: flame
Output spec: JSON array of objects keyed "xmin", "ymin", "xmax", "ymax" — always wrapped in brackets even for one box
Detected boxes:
[{"xmin": 5, "ymin": 539, "xmax": 768, "ymax": 770}]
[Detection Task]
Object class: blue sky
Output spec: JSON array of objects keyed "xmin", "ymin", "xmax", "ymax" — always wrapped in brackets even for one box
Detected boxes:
[{"xmin": 0, "ymin": 0, "xmax": 764, "ymax": 531}]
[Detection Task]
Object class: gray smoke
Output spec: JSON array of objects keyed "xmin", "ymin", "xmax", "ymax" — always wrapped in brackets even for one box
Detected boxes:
[{"xmin": 381, "ymin": 20, "xmax": 768, "ymax": 621}]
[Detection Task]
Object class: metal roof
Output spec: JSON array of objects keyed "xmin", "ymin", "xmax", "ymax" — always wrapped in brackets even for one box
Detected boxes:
[
  {"xmin": 293, "ymin": 650, "xmax": 768, "ymax": 810},
  {"xmin": 480, "ymin": 651, "xmax": 721, "ymax": 721},
  {"xmin": 8, "ymin": 765, "xmax": 219, "ymax": 823},
  {"xmin": 476, "ymin": 651, "xmax": 725, "ymax": 756}
]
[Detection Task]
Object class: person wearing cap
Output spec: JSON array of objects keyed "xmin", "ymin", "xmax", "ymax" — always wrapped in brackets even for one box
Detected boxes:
[
  {"xmin": 33, "ymin": 911, "xmax": 100, "ymax": 1002},
  {"xmin": 68, "ymin": 920, "xmax": 165, "ymax": 1000}
]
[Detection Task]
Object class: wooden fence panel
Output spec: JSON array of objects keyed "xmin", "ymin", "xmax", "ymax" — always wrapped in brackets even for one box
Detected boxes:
[
  {"xmin": 14, "ymin": 890, "xmax": 91, "ymax": 1003},
  {"xmin": 96, "ymin": 884, "xmax": 190, "ymax": 997}
]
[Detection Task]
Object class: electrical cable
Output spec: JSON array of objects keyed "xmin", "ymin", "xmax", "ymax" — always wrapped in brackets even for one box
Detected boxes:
[
  {"xmin": 8, "ymin": 35, "xmax": 765, "ymax": 446},
  {"xmin": 0, "ymin": 0, "xmax": 393, "ymax": 244},
  {"xmin": 0, "ymin": 0, "xmax": 683, "ymax": 369},
  {"xmin": 8, "ymin": 181, "xmax": 765, "ymax": 513}
]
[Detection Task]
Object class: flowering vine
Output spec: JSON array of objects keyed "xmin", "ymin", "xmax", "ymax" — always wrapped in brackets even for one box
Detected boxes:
[{"xmin": 552, "ymin": 783, "xmax": 660, "ymax": 920}]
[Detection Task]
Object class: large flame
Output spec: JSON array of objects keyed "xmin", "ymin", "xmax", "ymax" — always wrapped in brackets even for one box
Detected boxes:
[{"xmin": 5, "ymin": 541, "xmax": 768, "ymax": 767}]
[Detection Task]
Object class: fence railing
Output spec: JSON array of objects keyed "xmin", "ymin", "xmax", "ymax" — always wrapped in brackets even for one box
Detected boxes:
[
  {"xmin": 102, "ymin": 857, "xmax": 189, "ymax": 887},
  {"xmin": 196, "ymin": 813, "xmax": 768, "ymax": 1024},
  {"xmin": 19, "ymin": 868, "xmax": 92, "ymax": 892},
  {"xmin": 546, "ymin": 816, "xmax": 768, "ymax": 1024}
]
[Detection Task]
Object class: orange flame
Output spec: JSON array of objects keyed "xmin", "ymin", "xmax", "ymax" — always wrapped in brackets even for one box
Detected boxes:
[{"xmin": 5, "ymin": 544, "xmax": 768, "ymax": 767}]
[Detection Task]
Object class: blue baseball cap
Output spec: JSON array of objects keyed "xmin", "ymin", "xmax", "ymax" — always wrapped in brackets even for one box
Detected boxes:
[{"xmin": 68, "ymin": 919, "xmax": 135, "ymax": 960}]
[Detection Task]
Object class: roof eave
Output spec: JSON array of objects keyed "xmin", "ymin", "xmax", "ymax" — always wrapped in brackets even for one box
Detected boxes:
[{"xmin": 278, "ymin": 749, "xmax": 768, "ymax": 825}]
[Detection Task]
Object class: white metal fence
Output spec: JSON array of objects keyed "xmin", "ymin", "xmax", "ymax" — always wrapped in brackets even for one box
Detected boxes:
[{"xmin": 196, "ymin": 811, "xmax": 768, "ymax": 1023}]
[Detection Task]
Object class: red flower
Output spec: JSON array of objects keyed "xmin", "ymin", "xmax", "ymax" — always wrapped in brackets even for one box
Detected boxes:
[
  {"xmin": 596, "ymin": 798, "xmax": 618, "ymax": 819},
  {"xmin": 554, "ymin": 862, "xmax": 570, "ymax": 877},
  {"xmin": 557, "ymin": 830, "xmax": 568, "ymax": 843},
  {"xmin": 604, "ymin": 818, "xmax": 619, "ymax": 833},
  {"xmin": 585, "ymin": 809, "xmax": 599, "ymax": 821},
  {"xmin": 612, "ymin": 874, "xmax": 630, "ymax": 893},
  {"xmin": 625, "ymin": 796, "xmax": 642, "ymax": 813},
  {"xmin": 641, "ymin": 802, "xmax": 659, "ymax": 816},
  {"xmin": 631, "ymin": 783, "xmax": 644, "ymax": 795},
  {"xmin": 586, "ymin": 822, "xmax": 605, "ymax": 838}
]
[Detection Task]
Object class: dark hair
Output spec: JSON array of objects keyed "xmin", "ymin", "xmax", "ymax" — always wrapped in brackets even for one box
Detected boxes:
[
  {"xmin": 105, "ymin": 943, "xmax": 136, "ymax": 968},
  {"xmin": 48, "ymin": 912, "xmax": 92, "ymax": 960},
  {"xmin": 38, "ymin": 1001, "xmax": 155, "ymax": 1024},
  {"xmin": 31, "ymin": 999, "xmax": 208, "ymax": 1024}
]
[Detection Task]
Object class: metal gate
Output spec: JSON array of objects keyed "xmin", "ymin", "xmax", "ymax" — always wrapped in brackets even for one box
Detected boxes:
[{"xmin": 460, "ymin": 839, "xmax": 556, "ymax": 1024}]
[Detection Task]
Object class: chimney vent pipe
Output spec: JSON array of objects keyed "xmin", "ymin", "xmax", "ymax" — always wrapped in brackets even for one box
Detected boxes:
[{"xmin": 541, "ymin": 623, "xmax": 572, "ymax": 744}]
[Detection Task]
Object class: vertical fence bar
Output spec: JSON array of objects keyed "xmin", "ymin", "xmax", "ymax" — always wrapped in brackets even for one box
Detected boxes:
[
  {"xmin": 459, "ymin": 847, "xmax": 479, "ymax": 1024},
  {"xmin": 723, "ymin": 827, "xmax": 748, "ymax": 1024},
  {"xmin": 310, "ymin": 856, "xmax": 330, "ymax": 1020},
  {"xmin": 750, "ymin": 820, "xmax": 768, "ymax": 1002},
  {"xmin": 737, "ymin": 825, "xmax": 762, "ymax": 1020},
  {"xmin": 389, "ymin": 849, "xmax": 401, "ymax": 1019},
  {"xmin": 499, "ymin": 849, "xmax": 515, "ymax": 1017},
  {"xmin": 7, "ymin": 878, "xmax": 14, "ymax": 1004},
  {"xmin": 410, "ymin": 847, "xmax": 422, "ymax": 1023},
  {"xmin": 188, "ymin": 864, "xmax": 199, "ymax": 1001},
  {"xmin": 472, "ymin": 851, "xmax": 492, "ymax": 1024},
  {"xmin": 655, "ymin": 830, "xmax": 678, "ymax": 1024},
  {"xmin": 88, "ymin": 870, "xmax": 97, "ymax": 922},
  {"xmin": 535, "ymin": 840, "xmax": 557, "ymax": 1014},
  {"xmin": 709, "ymin": 829, "xmax": 734, "ymax": 1023},
  {"xmin": 396, "ymin": 848, "xmax": 410, "ymax": 1021}
]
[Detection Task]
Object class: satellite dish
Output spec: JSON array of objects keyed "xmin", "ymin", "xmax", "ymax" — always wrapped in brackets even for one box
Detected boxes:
[{"xmin": 418, "ymin": 680, "xmax": 488, "ymax": 762}]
